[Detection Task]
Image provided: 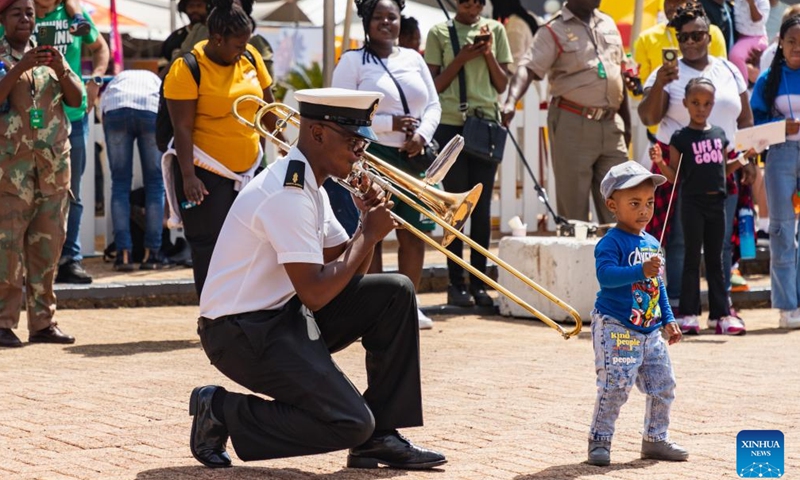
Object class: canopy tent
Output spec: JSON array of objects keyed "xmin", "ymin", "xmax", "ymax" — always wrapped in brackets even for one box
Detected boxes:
[{"xmin": 256, "ymin": 0, "xmax": 450, "ymax": 41}]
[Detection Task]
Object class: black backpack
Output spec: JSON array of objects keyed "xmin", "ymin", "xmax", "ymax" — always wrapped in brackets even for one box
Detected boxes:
[{"xmin": 156, "ymin": 50, "xmax": 257, "ymax": 153}]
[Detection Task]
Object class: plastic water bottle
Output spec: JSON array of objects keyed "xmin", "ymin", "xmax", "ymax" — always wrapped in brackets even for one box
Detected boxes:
[
  {"xmin": 794, "ymin": 179, "xmax": 800, "ymax": 215},
  {"xmin": 738, "ymin": 207, "xmax": 756, "ymax": 260},
  {"xmin": 0, "ymin": 61, "xmax": 9, "ymax": 114}
]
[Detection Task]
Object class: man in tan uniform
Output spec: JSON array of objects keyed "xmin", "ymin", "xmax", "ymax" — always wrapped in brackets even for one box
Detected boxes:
[{"xmin": 502, "ymin": 0, "xmax": 630, "ymax": 224}]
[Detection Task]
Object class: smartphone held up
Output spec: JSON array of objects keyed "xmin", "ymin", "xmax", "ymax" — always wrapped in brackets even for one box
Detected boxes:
[{"xmin": 36, "ymin": 25, "xmax": 56, "ymax": 47}]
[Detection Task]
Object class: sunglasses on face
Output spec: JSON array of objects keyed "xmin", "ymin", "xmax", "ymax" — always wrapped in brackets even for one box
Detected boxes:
[
  {"xmin": 322, "ymin": 123, "xmax": 371, "ymax": 152},
  {"xmin": 676, "ymin": 31, "xmax": 709, "ymax": 43}
]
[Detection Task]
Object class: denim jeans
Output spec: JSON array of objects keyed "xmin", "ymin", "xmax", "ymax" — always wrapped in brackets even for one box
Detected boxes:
[
  {"xmin": 764, "ymin": 141, "xmax": 800, "ymax": 310},
  {"xmin": 589, "ymin": 312, "xmax": 675, "ymax": 443},
  {"xmin": 103, "ymin": 108, "xmax": 164, "ymax": 252},
  {"xmin": 62, "ymin": 115, "xmax": 89, "ymax": 262}
]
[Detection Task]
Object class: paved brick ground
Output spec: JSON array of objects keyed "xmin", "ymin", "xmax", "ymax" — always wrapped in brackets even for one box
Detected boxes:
[{"xmin": 1, "ymin": 295, "xmax": 798, "ymax": 480}]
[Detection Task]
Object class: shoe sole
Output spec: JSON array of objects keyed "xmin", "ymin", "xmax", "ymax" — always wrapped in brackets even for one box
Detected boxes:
[
  {"xmin": 69, "ymin": 24, "xmax": 91, "ymax": 36},
  {"xmin": 641, "ymin": 453, "xmax": 689, "ymax": 461},
  {"xmin": 587, "ymin": 458, "xmax": 610, "ymax": 466},
  {"xmin": 28, "ymin": 337, "xmax": 75, "ymax": 344},
  {"xmin": 680, "ymin": 327, "xmax": 700, "ymax": 335},
  {"xmin": 189, "ymin": 387, "xmax": 231, "ymax": 469},
  {"xmin": 346, "ymin": 455, "xmax": 447, "ymax": 470}
]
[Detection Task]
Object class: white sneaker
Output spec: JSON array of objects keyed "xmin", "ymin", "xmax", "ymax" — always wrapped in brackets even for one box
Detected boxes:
[
  {"xmin": 676, "ymin": 315, "xmax": 700, "ymax": 335},
  {"xmin": 778, "ymin": 309, "xmax": 800, "ymax": 330},
  {"xmin": 715, "ymin": 316, "xmax": 746, "ymax": 335},
  {"xmin": 418, "ymin": 309, "xmax": 433, "ymax": 330}
]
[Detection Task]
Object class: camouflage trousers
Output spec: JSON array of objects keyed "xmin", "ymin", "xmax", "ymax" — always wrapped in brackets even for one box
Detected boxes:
[{"xmin": 0, "ymin": 187, "xmax": 68, "ymax": 331}]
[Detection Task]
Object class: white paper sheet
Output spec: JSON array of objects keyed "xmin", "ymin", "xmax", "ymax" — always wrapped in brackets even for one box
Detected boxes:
[{"xmin": 734, "ymin": 121, "xmax": 786, "ymax": 152}]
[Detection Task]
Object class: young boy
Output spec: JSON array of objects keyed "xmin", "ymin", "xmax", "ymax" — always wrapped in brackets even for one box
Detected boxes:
[{"xmin": 588, "ymin": 161, "xmax": 689, "ymax": 466}]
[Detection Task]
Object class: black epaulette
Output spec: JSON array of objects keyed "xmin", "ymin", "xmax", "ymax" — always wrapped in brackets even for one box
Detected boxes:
[{"xmin": 284, "ymin": 160, "xmax": 305, "ymax": 189}]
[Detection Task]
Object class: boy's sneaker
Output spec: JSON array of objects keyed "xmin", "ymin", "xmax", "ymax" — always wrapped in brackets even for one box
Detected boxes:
[
  {"xmin": 715, "ymin": 315, "xmax": 746, "ymax": 335},
  {"xmin": 641, "ymin": 439, "xmax": 689, "ymax": 461},
  {"xmin": 587, "ymin": 440, "xmax": 610, "ymax": 466},
  {"xmin": 778, "ymin": 309, "xmax": 800, "ymax": 330},
  {"xmin": 114, "ymin": 250, "xmax": 135, "ymax": 272},
  {"xmin": 69, "ymin": 15, "xmax": 91, "ymax": 36},
  {"xmin": 140, "ymin": 249, "xmax": 169, "ymax": 270},
  {"xmin": 675, "ymin": 315, "xmax": 700, "ymax": 335}
]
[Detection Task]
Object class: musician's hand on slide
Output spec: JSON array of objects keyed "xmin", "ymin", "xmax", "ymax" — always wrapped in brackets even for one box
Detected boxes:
[{"xmin": 361, "ymin": 203, "xmax": 397, "ymax": 242}]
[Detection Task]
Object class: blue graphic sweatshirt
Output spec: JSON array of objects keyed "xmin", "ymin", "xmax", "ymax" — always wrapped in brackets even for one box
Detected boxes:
[
  {"xmin": 751, "ymin": 63, "xmax": 800, "ymax": 142},
  {"xmin": 594, "ymin": 228, "xmax": 675, "ymax": 333}
]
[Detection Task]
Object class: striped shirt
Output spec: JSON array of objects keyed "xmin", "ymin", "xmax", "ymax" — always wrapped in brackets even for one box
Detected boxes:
[{"xmin": 100, "ymin": 70, "xmax": 161, "ymax": 115}]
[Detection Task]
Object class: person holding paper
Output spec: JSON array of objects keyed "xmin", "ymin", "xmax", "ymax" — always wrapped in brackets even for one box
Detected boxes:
[{"xmin": 750, "ymin": 15, "xmax": 800, "ymax": 329}]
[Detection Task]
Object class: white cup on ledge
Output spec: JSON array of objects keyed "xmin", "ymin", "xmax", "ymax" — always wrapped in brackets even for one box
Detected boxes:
[{"xmin": 574, "ymin": 223, "xmax": 589, "ymax": 241}]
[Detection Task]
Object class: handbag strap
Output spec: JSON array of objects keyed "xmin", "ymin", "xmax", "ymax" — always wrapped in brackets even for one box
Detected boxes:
[
  {"xmin": 372, "ymin": 50, "xmax": 411, "ymax": 115},
  {"xmin": 447, "ymin": 21, "xmax": 468, "ymax": 118}
]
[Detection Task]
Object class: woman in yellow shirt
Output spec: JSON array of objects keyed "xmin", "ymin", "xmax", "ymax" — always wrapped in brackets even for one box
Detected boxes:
[{"xmin": 165, "ymin": 0, "xmax": 277, "ymax": 295}]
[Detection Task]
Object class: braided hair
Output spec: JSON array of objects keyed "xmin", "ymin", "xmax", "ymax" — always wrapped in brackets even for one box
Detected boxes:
[
  {"xmin": 354, "ymin": 0, "xmax": 405, "ymax": 64},
  {"xmin": 207, "ymin": 0, "xmax": 252, "ymax": 38},
  {"xmin": 684, "ymin": 76, "xmax": 716, "ymax": 96},
  {"xmin": 492, "ymin": 0, "xmax": 539, "ymax": 39},
  {"xmin": 762, "ymin": 16, "xmax": 800, "ymax": 117},
  {"xmin": 668, "ymin": 1, "xmax": 709, "ymax": 32}
]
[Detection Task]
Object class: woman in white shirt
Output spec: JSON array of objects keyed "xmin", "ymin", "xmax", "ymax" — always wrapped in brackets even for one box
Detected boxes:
[
  {"xmin": 638, "ymin": 3, "xmax": 756, "ymax": 335},
  {"xmin": 331, "ymin": 0, "xmax": 441, "ymax": 329}
]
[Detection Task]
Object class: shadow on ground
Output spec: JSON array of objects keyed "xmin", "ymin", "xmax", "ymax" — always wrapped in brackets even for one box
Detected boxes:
[
  {"xmin": 136, "ymin": 466, "xmax": 420, "ymax": 479},
  {"xmin": 514, "ymin": 459, "xmax": 657, "ymax": 479},
  {"xmin": 64, "ymin": 339, "xmax": 200, "ymax": 357}
]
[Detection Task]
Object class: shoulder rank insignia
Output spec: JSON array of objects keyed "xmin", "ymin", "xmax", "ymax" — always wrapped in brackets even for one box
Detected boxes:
[{"xmin": 284, "ymin": 160, "xmax": 305, "ymax": 189}]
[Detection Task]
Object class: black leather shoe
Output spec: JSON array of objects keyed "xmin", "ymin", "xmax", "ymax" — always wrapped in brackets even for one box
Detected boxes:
[
  {"xmin": 28, "ymin": 324, "xmax": 75, "ymax": 344},
  {"xmin": 470, "ymin": 286, "xmax": 494, "ymax": 307},
  {"xmin": 347, "ymin": 431, "xmax": 447, "ymax": 470},
  {"xmin": 55, "ymin": 260, "xmax": 93, "ymax": 284},
  {"xmin": 189, "ymin": 386, "xmax": 231, "ymax": 468},
  {"xmin": 447, "ymin": 284, "xmax": 474, "ymax": 307},
  {"xmin": 0, "ymin": 328, "xmax": 22, "ymax": 348}
]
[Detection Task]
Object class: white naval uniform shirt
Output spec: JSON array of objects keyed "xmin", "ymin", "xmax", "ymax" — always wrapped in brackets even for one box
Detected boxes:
[{"xmin": 200, "ymin": 146, "xmax": 350, "ymax": 320}]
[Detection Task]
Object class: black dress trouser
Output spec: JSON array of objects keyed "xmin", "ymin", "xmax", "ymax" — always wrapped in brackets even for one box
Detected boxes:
[
  {"xmin": 434, "ymin": 123, "xmax": 499, "ymax": 290},
  {"xmin": 197, "ymin": 273, "xmax": 423, "ymax": 462},
  {"xmin": 173, "ymin": 163, "xmax": 239, "ymax": 297},
  {"xmin": 679, "ymin": 193, "xmax": 729, "ymax": 319}
]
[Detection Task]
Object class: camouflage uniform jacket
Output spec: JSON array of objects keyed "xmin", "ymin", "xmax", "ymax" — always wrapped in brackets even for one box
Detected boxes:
[{"xmin": 0, "ymin": 37, "xmax": 77, "ymax": 200}]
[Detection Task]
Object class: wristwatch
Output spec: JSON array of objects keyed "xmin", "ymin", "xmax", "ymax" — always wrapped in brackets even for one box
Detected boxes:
[{"xmin": 90, "ymin": 75, "xmax": 103, "ymax": 86}]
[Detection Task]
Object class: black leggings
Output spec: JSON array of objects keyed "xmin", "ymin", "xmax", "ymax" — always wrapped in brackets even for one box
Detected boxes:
[
  {"xmin": 173, "ymin": 163, "xmax": 238, "ymax": 297},
  {"xmin": 679, "ymin": 193, "xmax": 729, "ymax": 319},
  {"xmin": 433, "ymin": 124, "xmax": 499, "ymax": 289}
]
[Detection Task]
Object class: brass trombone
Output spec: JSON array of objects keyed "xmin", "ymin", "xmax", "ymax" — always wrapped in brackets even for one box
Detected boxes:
[{"xmin": 232, "ymin": 95, "xmax": 582, "ymax": 339}]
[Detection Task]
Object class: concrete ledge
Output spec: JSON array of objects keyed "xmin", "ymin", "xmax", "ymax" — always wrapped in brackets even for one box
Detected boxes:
[
  {"xmin": 496, "ymin": 236, "xmax": 599, "ymax": 322},
  {"xmin": 52, "ymin": 265, "xmax": 770, "ymax": 312}
]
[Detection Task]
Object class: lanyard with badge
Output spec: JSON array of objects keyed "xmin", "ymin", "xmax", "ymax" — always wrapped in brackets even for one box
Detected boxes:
[
  {"xmin": 27, "ymin": 69, "xmax": 43, "ymax": 129},
  {"xmin": 577, "ymin": 15, "xmax": 607, "ymax": 79}
]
